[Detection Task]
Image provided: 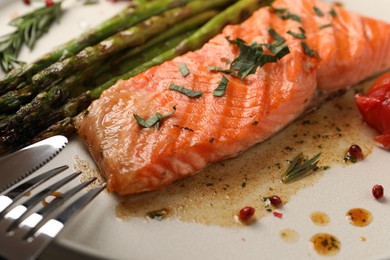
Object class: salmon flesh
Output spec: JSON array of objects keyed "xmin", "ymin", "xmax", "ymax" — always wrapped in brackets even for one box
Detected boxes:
[{"xmin": 75, "ymin": 0, "xmax": 390, "ymax": 195}]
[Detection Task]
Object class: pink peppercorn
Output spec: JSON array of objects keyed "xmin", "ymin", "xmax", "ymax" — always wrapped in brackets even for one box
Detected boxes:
[
  {"xmin": 372, "ymin": 184, "xmax": 384, "ymax": 199},
  {"xmin": 238, "ymin": 206, "xmax": 255, "ymax": 221}
]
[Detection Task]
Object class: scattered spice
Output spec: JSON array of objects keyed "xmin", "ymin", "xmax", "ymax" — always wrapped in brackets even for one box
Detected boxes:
[
  {"xmin": 45, "ymin": 0, "xmax": 54, "ymax": 6},
  {"xmin": 348, "ymin": 144, "xmax": 363, "ymax": 158},
  {"xmin": 344, "ymin": 144, "xmax": 364, "ymax": 163},
  {"xmin": 268, "ymin": 195, "xmax": 283, "ymax": 207},
  {"xmin": 238, "ymin": 206, "xmax": 255, "ymax": 222},
  {"xmin": 273, "ymin": 211, "xmax": 283, "ymax": 218},
  {"xmin": 23, "ymin": 0, "xmax": 56, "ymax": 5},
  {"xmin": 372, "ymin": 184, "xmax": 384, "ymax": 199}
]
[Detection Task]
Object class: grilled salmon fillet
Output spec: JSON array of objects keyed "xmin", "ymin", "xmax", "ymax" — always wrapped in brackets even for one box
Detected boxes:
[{"xmin": 76, "ymin": 0, "xmax": 390, "ymax": 195}]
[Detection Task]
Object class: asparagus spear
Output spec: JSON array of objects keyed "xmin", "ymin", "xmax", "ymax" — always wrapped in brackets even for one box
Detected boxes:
[
  {"xmin": 0, "ymin": 0, "xmax": 196, "ymax": 93},
  {"xmin": 0, "ymin": 0, "xmax": 273, "ymax": 153},
  {"xmin": 102, "ymin": 10, "xmax": 218, "ymax": 76},
  {"xmin": 91, "ymin": 0, "xmax": 273, "ymax": 99},
  {"xmin": 0, "ymin": 10, "xmax": 214, "ymax": 137},
  {"xmin": 31, "ymin": 0, "xmax": 274, "ymax": 143},
  {"xmin": 0, "ymin": 0, "xmax": 235, "ymax": 114},
  {"xmin": 0, "ymin": 31, "xmax": 195, "ymax": 154},
  {"xmin": 0, "ymin": 30, "xmax": 193, "ymax": 138}
]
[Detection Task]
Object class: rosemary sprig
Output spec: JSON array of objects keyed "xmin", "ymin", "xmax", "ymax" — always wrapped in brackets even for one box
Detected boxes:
[
  {"xmin": 282, "ymin": 152, "xmax": 321, "ymax": 182},
  {"xmin": 0, "ymin": 2, "xmax": 62, "ymax": 73}
]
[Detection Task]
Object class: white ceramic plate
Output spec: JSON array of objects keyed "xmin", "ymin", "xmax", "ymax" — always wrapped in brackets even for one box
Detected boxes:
[{"xmin": 1, "ymin": 1, "xmax": 390, "ymax": 259}]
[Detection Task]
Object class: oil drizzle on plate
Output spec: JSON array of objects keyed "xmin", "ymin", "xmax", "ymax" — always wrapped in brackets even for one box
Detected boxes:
[
  {"xmin": 113, "ymin": 85, "xmax": 376, "ymax": 227},
  {"xmin": 310, "ymin": 233, "xmax": 341, "ymax": 256},
  {"xmin": 75, "ymin": 82, "xmax": 376, "ymax": 227},
  {"xmin": 346, "ymin": 208, "xmax": 373, "ymax": 227},
  {"xmin": 279, "ymin": 228, "xmax": 299, "ymax": 243},
  {"xmin": 310, "ymin": 211, "xmax": 330, "ymax": 226}
]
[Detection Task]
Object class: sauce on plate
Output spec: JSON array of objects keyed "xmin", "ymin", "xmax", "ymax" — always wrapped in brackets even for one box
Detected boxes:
[
  {"xmin": 310, "ymin": 211, "xmax": 330, "ymax": 226},
  {"xmin": 310, "ymin": 233, "xmax": 341, "ymax": 256},
  {"xmin": 112, "ymin": 84, "xmax": 376, "ymax": 227},
  {"xmin": 279, "ymin": 228, "xmax": 299, "ymax": 243},
  {"xmin": 346, "ymin": 208, "xmax": 373, "ymax": 227},
  {"xmin": 74, "ymin": 80, "xmax": 376, "ymax": 227}
]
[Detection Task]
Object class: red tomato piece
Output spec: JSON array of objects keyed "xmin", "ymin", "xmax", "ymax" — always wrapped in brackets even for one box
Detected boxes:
[{"xmin": 355, "ymin": 72, "xmax": 390, "ymax": 149}]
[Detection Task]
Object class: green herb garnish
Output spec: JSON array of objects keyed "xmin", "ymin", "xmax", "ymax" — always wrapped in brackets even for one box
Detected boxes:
[
  {"xmin": 329, "ymin": 9, "xmax": 337, "ymax": 17},
  {"xmin": 169, "ymin": 84, "xmax": 202, "ymax": 98},
  {"xmin": 134, "ymin": 105, "xmax": 176, "ymax": 130},
  {"xmin": 213, "ymin": 75, "xmax": 229, "ymax": 96},
  {"xmin": 0, "ymin": 2, "xmax": 62, "ymax": 73},
  {"xmin": 226, "ymin": 32, "xmax": 290, "ymax": 80},
  {"xmin": 287, "ymin": 27, "xmax": 307, "ymax": 39},
  {"xmin": 228, "ymin": 38, "xmax": 265, "ymax": 79},
  {"xmin": 268, "ymin": 28, "xmax": 285, "ymax": 44},
  {"xmin": 83, "ymin": 0, "xmax": 99, "ymax": 5},
  {"xmin": 273, "ymin": 8, "xmax": 302, "ymax": 23},
  {"xmin": 319, "ymin": 23, "xmax": 332, "ymax": 29},
  {"xmin": 313, "ymin": 6, "xmax": 324, "ymax": 16},
  {"xmin": 267, "ymin": 42, "xmax": 290, "ymax": 60},
  {"xmin": 207, "ymin": 66, "xmax": 237, "ymax": 76},
  {"xmin": 178, "ymin": 63, "xmax": 190, "ymax": 77},
  {"xmin": 146, "ymin": 208, "xmax": 169, "ymax": 221},
  {"xmin": 301, "ymin": 41, "xmax": 320, "ymax": 59},
  {"xmin": 282, "ymin": 152, "xmax": 321, "ymax": 182}
]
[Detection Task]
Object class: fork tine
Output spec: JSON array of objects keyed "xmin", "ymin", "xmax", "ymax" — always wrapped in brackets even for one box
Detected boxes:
[
  {"xmin": 0, "ymin": 183, "xmax": 104, "ymax": 260},
  {"xmin": 3, "ymin": 171, "xmax": 82, "ymax": 232},
  {"xmin": 0, "ymin": 165, "xmax": 68, "ymax": 215},
  {"xmin": 35, "ymin": 177, "xmax": 97, "ymax": 218},
  {"xmin": 21, "ymin": 177, "xmax": 97, "ymax": 237},
  {"xmin": 26, "ymin": 184, "xmax": 106, "ymax": 240},
  {"xmin": 0, "ymin": 217, "xmax": 56, "ymax": 260},
  {"xmin": 56, "ymin": 184, "xmax": 106, "ymax": 224},
  {"xmin": 0, "ymin": 218, "xmax": 41, "ymax": 259},
  {"xmin": 0, "ymin": 161, "xmax": 105, "ymax": 260}
]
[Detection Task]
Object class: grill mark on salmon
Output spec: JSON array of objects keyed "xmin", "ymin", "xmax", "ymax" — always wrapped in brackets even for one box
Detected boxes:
[{"xmin": 76, "ymin": 0, "xmax": 390, "ymax": 195}]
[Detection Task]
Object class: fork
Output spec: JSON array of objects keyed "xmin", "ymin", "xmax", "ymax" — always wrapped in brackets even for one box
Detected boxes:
[{"xmin": 0, "ymin": 165, "xmax": 105, "ymax": 260}]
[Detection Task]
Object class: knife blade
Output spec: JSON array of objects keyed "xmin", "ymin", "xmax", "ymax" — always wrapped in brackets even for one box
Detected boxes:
[{"xmin": 0, "ymin": 135, "xmax": 68, "ymax": 192}]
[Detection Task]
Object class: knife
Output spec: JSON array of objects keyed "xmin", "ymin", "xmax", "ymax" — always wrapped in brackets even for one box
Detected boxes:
[{"xmin": 0, "ymin": 135, "xmax": 68, "ymax": 192}]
